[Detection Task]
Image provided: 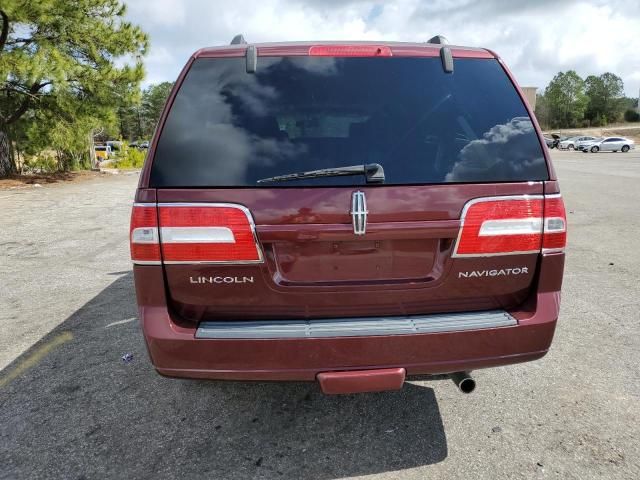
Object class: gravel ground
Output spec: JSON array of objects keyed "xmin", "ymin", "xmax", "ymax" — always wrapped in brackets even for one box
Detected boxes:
[{"xmin": 0, "ymin": 152, "xmax": 639, "ymax": 479}]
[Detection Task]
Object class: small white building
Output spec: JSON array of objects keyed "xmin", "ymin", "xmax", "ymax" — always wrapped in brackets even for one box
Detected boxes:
[{"xmin": 521, "ymin": 87, "xmax": 537, "ymax": 111}]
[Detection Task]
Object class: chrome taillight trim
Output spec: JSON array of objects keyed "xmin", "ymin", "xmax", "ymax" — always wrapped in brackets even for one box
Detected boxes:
[
  {"xmin": 132, "ymin": 260, "xmax": 162, "ymax": 266},
  {"xmin": 542, "ymin": 247, "xmax": 565, "ymax": 255}
]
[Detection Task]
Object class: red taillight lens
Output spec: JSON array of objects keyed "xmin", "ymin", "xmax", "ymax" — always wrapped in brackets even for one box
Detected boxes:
[
  {"xmin": 454, "ymin": 197, "xmax": 544, "ymax": 257},
  {"xmin": 130, "ymin": 204, "xmax": 161, "ymax": 264},
  {"xmin": 542, "ymin": 195, "xmax": 567, "ymax": 252},
  {"xmin": 158, "ymin": 204, "xmax": 262, "ymax": 263},
  {"xmin": 309, "ymin": 45, "xmax": 392, "ymax": 57},
  {"xmin": 453, "ymin": 195, "xmax": 567, "ymax": 257}
]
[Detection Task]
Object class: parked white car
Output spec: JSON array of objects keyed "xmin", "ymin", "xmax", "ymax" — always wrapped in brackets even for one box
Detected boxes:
[
  {"xmin": 580, "ymin": 137, "xmax": 635, "ymax": 153},
  {"xmin": 559, "ymin": 136, "xmax": 597, "ymax": 150}
]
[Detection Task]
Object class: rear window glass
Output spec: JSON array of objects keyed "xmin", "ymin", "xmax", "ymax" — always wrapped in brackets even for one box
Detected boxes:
[{"xmin": 151, "ymin": 56, "xmax": 548, "ymax": 187}]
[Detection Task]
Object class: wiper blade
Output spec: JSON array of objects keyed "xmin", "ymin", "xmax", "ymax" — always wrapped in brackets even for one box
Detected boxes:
[{"xmin": 257, "ymin": 163, "xmax": 385, "ymax": 184}]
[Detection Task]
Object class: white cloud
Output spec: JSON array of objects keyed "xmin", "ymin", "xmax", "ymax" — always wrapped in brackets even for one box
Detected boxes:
[
  {"xmin": 143, "ymin": 46, "xmax": 176, "ymax": 84},
  {"xmin": 123, "ymin": 0, "xmax": 640, "ymax": 97},
  {"xmin": 126, "ymin": 0, "xmax": 186, "ymax": 27}
]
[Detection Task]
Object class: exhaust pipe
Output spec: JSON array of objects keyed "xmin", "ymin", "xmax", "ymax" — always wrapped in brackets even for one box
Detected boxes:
[{"xmin": 450, "ymin": 371, "xmax": 476, "ymax": 394}]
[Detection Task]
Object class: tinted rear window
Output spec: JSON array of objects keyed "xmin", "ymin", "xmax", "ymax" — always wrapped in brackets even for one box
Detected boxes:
[{"xmin": 151, "ymin": 56, "xmax": 548, "ymax": 187}]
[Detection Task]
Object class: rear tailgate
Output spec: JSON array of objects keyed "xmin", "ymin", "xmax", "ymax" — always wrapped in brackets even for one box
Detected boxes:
[
  {"xmin": 138, "ymin": 45, "xmax": 558, "ymax": 322},
  {"xmin": 154, "ymin": 183, "xmax": 547, "ymax": 321}
]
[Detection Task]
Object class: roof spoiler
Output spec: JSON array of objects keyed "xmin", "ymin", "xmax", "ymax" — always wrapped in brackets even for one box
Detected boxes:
[{"xmin": 234, "ymin": 34, "xmax": 452, "ymax": 73}]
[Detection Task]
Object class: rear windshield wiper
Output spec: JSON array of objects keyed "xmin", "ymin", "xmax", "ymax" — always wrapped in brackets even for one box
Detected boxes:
[{"xmin": 257, "ymin": 163, "xmax": 385, "ymax": 184}]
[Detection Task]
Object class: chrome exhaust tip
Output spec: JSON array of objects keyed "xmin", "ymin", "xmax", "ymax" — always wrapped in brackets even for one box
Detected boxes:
[{"xmin": 450, "ymin": 371, "xmax": 476, "ymax": 394}]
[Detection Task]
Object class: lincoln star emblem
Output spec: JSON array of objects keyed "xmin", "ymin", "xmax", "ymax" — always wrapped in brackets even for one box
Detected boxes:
[{"xmin": 350, "ymin": 191, "xmax": 368, "ymax": 235}]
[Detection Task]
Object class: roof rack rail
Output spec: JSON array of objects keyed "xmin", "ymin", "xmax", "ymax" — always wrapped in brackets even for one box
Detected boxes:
[
  {"xmin": 246, "ymin": 45, "xmax": 257, "ymax": 73},
  {"xmin": 425, "ymin": 35, "xmax": 453, "ymax": 73},
  {"xmin": 230, "ymin": 34, "xmax": 247, "ymax": 45},
  {"xmin": 427, "ymin": 35, "xmax": 449, "ymax": 45},
  {"xmin": 440, "ymin": 46, "xmax": 454, "ymax": 73}
]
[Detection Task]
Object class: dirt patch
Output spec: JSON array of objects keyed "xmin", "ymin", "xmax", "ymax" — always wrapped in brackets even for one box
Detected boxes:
[
  {"xmin": 604, "ymin": 127, "xmax": 640, "ymax": 143},
  {"xmin": 0, "ymin": 171, "xmax": 102, "ymax": 190}
]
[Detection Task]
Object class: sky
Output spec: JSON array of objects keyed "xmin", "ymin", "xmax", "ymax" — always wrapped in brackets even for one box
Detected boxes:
[{"xmin": 124, "ymin": 0, "xmax": 640, "ymax": 97}]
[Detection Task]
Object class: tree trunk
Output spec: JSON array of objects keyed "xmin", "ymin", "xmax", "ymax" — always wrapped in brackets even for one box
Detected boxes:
[
  {"xmin": 88, "ymin": 130, "xmax": 97, "ymax": 169},
  {"xmin": 0, "ymin": 130, "xmax": 16, "ymax": 177}
]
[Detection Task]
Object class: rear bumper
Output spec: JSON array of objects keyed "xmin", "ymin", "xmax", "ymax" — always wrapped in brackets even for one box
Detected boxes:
[
  {"xmin": 139, "ymin": 297, "xmax": 559, "ymax": 382},
  {"xmin": 135, "ymin": 254, "xmax": 563, "ymax": 382}
]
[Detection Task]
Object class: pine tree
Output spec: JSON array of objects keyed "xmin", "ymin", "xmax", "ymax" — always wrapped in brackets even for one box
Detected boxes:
[{"xmin": 0, "ymin": 0, "xmax": 148, "ymax": 176}]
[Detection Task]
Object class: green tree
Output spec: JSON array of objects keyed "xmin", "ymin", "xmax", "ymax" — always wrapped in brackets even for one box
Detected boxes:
[
  {"xmin": 117, "ymin": 82, "xmax": 173, "ymax": 141},
  {"xmin": 543, "ymin": 71, "xmax": 588, "ymax": 129},
  {"xmin": 118, "ymin": 82, "xmax": 173, "ymax": 141},
  {"xmin": 0, "ymin": 0, "xmax": 148, "ymax": 176},
  {"xmin": 624, "ymin": 109, "xmax": 640, "ymax": 122},
  {"xmin": 534, "ymin": 93, "xmax": 550, "ymax": 129},
  {"xmin": 141, "ymin": 81, "xmax": 173, "ymax": 138},
  {"xmin": 584, "ymin": 73, "xmax": 625, "ymax": 125},
  {"xmin": 620, "ymin": 96, "xmax": 638, "ymax": 111},
  {"xmin": 117, "ymin": 103, "xmax": 143, "ymax": 141},
  {"xmin": 22, "ymin": 91, "xmax": 119, "ymax": 170}
]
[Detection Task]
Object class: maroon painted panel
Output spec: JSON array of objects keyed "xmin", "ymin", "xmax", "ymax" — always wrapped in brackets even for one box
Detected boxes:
[
  {"xmin": 163, "ymin": 254, "xmax": 538, "ymax": 320},
  {"xmin": 155, "ymin": 183, "xmax": 544, "ymax": 223},
  {"xmin": 133, "ymin": 257, "xmax": 559, "ymax": 381},
  {"xmin": 155, "ymin": 182, "xmax": 543, "ymax": 321}
]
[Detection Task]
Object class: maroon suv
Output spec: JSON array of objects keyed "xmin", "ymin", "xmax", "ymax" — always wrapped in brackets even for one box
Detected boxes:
[{"xmin": 130, "ymin": 39, "xmax": 566, "ymax": 395}]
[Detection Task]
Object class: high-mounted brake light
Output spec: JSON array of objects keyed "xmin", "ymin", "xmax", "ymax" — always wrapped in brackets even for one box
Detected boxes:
[
  {"xmin": 309, "ymin": 45, "xmax": 392, "ymax": 57},
  {"xmin": 130, "ymin": 204, "xmax": 161, "ymax": 265},
  {"xmin": 453, "ymin": 195, "xmax": 567, "ymax": 257},
  {"xmin": 158, "ymin": 203, "xmax": 263, "ymax": 264}
]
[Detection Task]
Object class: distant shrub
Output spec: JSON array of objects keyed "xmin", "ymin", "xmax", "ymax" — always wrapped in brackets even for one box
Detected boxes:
[
  {"xmin": 591, "ymin": 114, "xmax": 607, "ymax": 127},
  {"xmin": 23, "ymin": 155, "xmax": 58, "ymax": 173},
  {"xmin": 624, "ymin": 109, "xmax": 640, "ymax": 122},
  {"xmin": 114, "ymin": 147, "xmax": 146, "ymax": 169}
]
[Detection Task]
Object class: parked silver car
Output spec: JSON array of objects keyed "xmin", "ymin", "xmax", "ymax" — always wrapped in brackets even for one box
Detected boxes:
[
  {"xmin": 580, "ymin": 136, "xmax": 635, "ymax": 153},
  {"xmin": 559, "ymin": 136, "xmax": 597, "ymax": 150}
]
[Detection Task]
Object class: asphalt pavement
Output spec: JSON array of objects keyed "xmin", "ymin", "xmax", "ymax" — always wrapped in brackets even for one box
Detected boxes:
[{"xmin": 0, "ymin": 151, "xmax": 639, "ymax": 479}]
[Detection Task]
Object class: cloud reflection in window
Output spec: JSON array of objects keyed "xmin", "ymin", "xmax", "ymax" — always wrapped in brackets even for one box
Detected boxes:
[{"xmin": 445, "ymin": 117, "xmax": 546, "ymax": 182}]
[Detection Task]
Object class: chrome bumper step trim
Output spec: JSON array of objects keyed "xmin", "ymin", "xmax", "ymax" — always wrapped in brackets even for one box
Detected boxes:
[{"xmin": 195, "ymin": 310, "xmax": 517, "ymax": 339}]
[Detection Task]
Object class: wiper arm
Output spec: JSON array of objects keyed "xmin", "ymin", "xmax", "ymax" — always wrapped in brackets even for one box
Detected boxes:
[{"xmin": 257, "ymin": 163, "xmax": 385, "ymax": 184}]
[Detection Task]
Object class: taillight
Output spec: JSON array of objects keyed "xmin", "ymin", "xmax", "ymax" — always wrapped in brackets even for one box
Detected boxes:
[
  {"xmin": 309, "ymin": 45, "xmax": 392, "ymax": 57},
  {"xmin": 158, "ymin": 203, "xmax": 263, "ymax": 264},
  {"xmin": 453, "ymin": 195, "xmax": 566, "ymax": 257},
  {"xmin": 542, "ymin": 194, "xmax": 567, "ymax": 252},
  {"xmin": 130, "ymin": 203, "xmax": 161, "ymax": 264}
]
